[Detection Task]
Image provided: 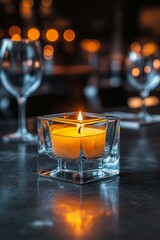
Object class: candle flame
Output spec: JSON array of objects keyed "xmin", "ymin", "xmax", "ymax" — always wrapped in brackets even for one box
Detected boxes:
[
  {"xmin": 78, "ymin": 111, "xmax": 83, "ymax": 134},
  {"xmin": 78, "ymin": 111, "xmax": 83, "ymax": 121}
]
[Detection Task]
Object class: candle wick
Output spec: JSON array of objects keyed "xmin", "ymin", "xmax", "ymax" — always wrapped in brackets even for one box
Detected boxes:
[{"xmin": 78, "ymin": 125, "xmax": 82, "ymax": 134}]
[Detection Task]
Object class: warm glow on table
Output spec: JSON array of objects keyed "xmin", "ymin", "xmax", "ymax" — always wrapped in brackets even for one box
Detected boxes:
[{"xmin": 52, "ymin": 195, "xmax": 106, "ymax": 237}]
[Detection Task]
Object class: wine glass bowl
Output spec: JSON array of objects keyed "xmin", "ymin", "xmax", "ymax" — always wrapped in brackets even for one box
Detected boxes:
[
  {"xmin": 0, "ymin": 38, "xmax": 42, "ymax": 143},
  {"xmin": 126, "ymin": 44, "xmax": 160, "ymax": 122}
]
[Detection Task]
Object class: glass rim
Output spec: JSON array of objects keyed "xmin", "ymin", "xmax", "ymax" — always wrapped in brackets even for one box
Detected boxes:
[{"xmin": 37, "ymin": 112, "xmax": 120, "ymax": 123}]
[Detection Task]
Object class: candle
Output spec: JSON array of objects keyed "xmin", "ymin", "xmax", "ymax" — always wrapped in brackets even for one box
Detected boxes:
[
  {"xmin": 38, "ymin": 112, "xmax": 120, "ymax": 184},
  {"xmin": 50, "ymin": 112, "xmax": 106, "ymax": 160}
]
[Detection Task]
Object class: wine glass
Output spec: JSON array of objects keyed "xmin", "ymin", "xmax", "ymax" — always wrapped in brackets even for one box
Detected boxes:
[
  {"xmin": 126, "ymin": 44, "xmax": 160, "ymax": 122},
  {"xmin": 0, "ymin": 38, "xmax": 42, "ymax": 143}
]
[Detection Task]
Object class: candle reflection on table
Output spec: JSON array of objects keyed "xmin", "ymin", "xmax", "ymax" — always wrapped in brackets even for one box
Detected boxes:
[
  {"xmin": 36, "ymin": 177, "xmax": 119, "ymax": 239},
  {"xmin": 52, "ymin": 195, "xmax": 104, "ymax": 237}
]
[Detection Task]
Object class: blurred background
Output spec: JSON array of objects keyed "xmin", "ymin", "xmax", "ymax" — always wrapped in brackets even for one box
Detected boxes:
[{"xmin": 0, "ymin": 0, "xmax": 160, "ymax": 119}]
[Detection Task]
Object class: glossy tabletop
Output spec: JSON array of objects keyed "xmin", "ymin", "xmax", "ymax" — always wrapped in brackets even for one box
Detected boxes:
[{"xmin": 0, "ymin": 118, "xmax": 160, "ymax": 240}]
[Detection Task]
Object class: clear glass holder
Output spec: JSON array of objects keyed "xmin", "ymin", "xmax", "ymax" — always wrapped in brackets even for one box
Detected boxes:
[{"xmin": 37, "ymin": 112, "xmax": 120, "ymax": 184}]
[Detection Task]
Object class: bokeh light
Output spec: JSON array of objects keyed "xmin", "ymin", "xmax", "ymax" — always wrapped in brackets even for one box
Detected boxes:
[
  {"xmin": 41, "ymin": 0, "xmax": 53, "ymax": 7},
  {"xmin": 153, "ymin": 59, "xmax": 160, "ymax": 70},
  {"xmin": 21, "ymin": 0, "xmax": 34, "ymax": 8},
  {"xmin": 27, "ymin": 28, "xmax": 40, "ymax": 40},
  {"xmin": 11, "ymin": 34, "xmax": 22, "ymax": 40},
  {"xmin": 128, "ymin": 96, "xmax": 159, "ymax": 109},
  {"xmin": 63, "ymin": 29, "xmax": 76, "ymax": 42},
  {"xmin": 142, "ymin": 42, "xmax": 158, "ymax": 56},
  {"xmin": 43, "ymin": 44, "xmax": 54, "ymax": 60},
  {"xmin": 20, "ymin": 0, "xmax": 33, "ymax": 19},
  {"xmin": 80, "ymin": 39, "xmax": 101, "ymax": 53},
  {"xmin": 144, "ymin": 65, "xmax": 151, "ymax": 74},
  {"xmin": 9, "ymin": 25, "xmax": 21, "ymax": 36},
  {"xmin": 132, "ymin": 67, "xmax": 140, "ymax": 77},
  {"xmin": 130, "ymin": 42, "xmax": 141, "ymax": 52},
  {"xmin": 46, "ymin": 28, "xmax": 59, "ymax": 42}
]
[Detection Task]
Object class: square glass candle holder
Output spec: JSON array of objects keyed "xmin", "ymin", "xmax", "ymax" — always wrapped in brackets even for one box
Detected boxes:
[{"xmin": 37, "ymin": 112, "xmax": 120, "ymax": 184}]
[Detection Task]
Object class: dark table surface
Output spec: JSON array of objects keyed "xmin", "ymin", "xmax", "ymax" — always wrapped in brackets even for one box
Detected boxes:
[{"xmin": 0, "ymin": 117, "xmax": 160, "ymax": 240}]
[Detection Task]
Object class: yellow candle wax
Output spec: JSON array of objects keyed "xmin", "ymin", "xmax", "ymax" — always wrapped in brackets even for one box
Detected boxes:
[
  {"xmin": 50, "ymin": 127, "xmax": 81, "ymax": 160},
  {"xmin": 81, "ymin": 128, "xmax": 106, "ymax": 159},
  {"xmin": 50, "ymin": 127, "xmax": 106, "ymax": 160}
]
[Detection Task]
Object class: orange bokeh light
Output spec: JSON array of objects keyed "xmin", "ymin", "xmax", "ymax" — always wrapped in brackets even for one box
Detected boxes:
[
  {"xmin": 80, "ymin": 39, "xmax": 101, "ymax": 53},
  {"xmin": 22, "ymin": 0, "xmax": 34, "ymax": 8},
  {"xmin": 144, "ymin": 65, "xmax": 151, "ymax": 74},
  {"xmin": 46, "ymin": 28, "xmax": 59, "ymax": 42},
  {"xmin": 41, "ymin": 0, "xmax": 53, "ymax": 7},
  {"xmin": 35, "ymin": 60, "xmax": 40, "ymax": 68},
  {"xmin": 20, "ymin": 0, "xmax": 33, "ymax": 19},
  {"xmin": 142, "ymin": 42, "xmax": 158, "ymax": 56},
  {"xmin": 132, "ymin": 67, "xmax": 140, "ymax": 77},
  {"xmin": 27, "ymin": 28, "xmax": 40, "ymax": 40},
  {"xmin": 128, "ymin": 96, "xmax": 159, "ymax": 108},
  {"xmin": 153, "ymin": 59, "xmax": 160, "ymax": 70},
  {"xmin": 9, "ymin": 25, "xmax": 21, "ymax": 36},
  {"xmin": 63, "ymin": 29, "xmax": 76, "ymax": 42},
  {"xmin": 43, "ymin": 44, "xmax": 54, "ymax": 60},
  {"xmin": 11, "ymin": 34, "xmax": 22, "ymax": 41},
  {"xmin": 130, "ymin": 42, "xmax": 141, "ymax": 52}
]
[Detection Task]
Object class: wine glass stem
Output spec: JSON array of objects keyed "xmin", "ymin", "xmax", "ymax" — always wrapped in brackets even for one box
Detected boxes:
[
  {"xmin": 17, "ymin": 96, "xmax": 27, "ymax": 135},
  {"xmin": 139, "ymin": 90, "xmax": 150, "ymax": 120}
]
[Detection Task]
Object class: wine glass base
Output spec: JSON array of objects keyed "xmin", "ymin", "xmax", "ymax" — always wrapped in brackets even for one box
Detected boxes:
[
  {"xmin": 137, "ymin": 111, "xmax": 152, "ymax": 123},
  {"xmin": 2, "ymin": 132, "xmax": 37, "ymax": 144}
]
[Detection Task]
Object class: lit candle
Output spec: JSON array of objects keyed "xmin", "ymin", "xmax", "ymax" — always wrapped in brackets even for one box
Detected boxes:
[{"xmin": 50, "ymin": 112, "xmax": 106, "ymax": 160}]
